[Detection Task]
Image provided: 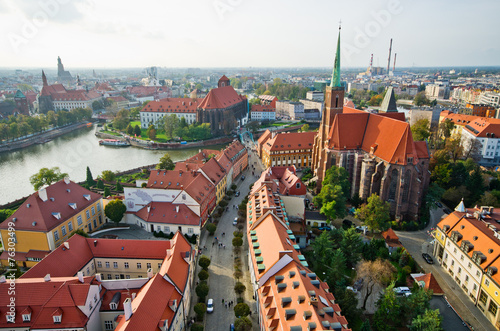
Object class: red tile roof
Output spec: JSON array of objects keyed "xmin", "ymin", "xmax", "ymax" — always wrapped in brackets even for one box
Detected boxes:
[
  {"xmin": 159, "ymin": 232, "xmax": 193, "ymax": 292},
  {"xmin": 184, "ymin": 149, "xmax": 222, "ymax": 165},
  {"xmin": 198, "ymin": 85, "xmax": 244, "ymax": 110},
  {"xmin": 0, "ymin": 179, "xmax": 102, "ymax": 232},
  {"xmin": 414, "ymin": 273, "xmax": 444, "ymax": 295},
  {"xmin": 200, "ymin": 157, "xmax": 226, "ymax": 186},
  {"xmin": 141, "ymin": 98, "xmax": 202, "ymax": 114},
  {"xmin": 251, "ymin": 104, "xmax": 275, "ymax": 112},
  {"xmin": 135, "ymin": 202, "xmax": 200, "ymax": 226},
  {"xmin": 265, "ymin": 131, "xmax": 316, "ymax": 152},
  {"xmin": 257, "ymin": 129, "xmax": 272, "ymax": 146}
]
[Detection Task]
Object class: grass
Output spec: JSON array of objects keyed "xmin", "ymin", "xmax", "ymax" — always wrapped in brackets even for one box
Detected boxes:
[{"xmin": 101, "ymin": 130, "xmax": 123, "ymax": 136}]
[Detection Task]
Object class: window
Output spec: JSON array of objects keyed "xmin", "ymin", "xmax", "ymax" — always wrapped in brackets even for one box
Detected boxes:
[
  {"xmin": 86, "ymin": 267, "xmax": 90, "ymax": 274},
  {"xmin": 188, "ymin": 227, "xmax": 194, "ymax": 234},
  {"xmin": 53, "ymin": 316, "xmax": 61, "ymax": 323},
  {"xmin": 486, "ymin": 279, "xmax": 490, "ymax": 286},
  {"xmin": 77, "ymin": 215, "xmax": 83, "ymax": 226},
  {"xmin": 54, "ymin": 230, "xmax": 59, "ymax": 241},
  {"xmin": 296, "ymin": 183, "xmax": 301, "ymax": 189},
  {"xmin": 115, "ymin": 275, "xmax": 120, "ymax": 279},
  {"xmin": 474, "ymin": 284, "xmax": 478, "ymax": 291},
  {"xmin": 458, "ymin": 267, "xmax": 462, "ymax": 275},
  {"xmin": 22, "ymin": 314, "xmax": 30, "ymax": 322},
  {"xmin": 124, "ymin": 262, "xmax": 129, "ymax": 269},
  {"xmin": 454, "ymin": 248, "xmax": 457, "ymax": 253},
  {"xmin": 91, "ymin": 262, "xmax": 94, "ymax": 270},
  {"xmin": 460, "ymin": 254, "xmax": 464, "ymax": 261},
  {"xmin": 99, "ymin": 215, "xmax": 102, "ymax": 224},
  {"xmin": 68, "ymin": 222, "xmax": 73, "ymax": 231},
  {"xmin": 489, "ymin": 300, "xmax": 498, "ymax": 316},
  {"xmin": 91, "ymin": 206, "xmax": 95, "ymax": 216},
  {"xmin": 451, "ymin": 260, "xmax": 454, "ymax": 266},
  {"xmin": 158, "ymin": 263, "xmax": 162, "ymax": 269},
  {"xmin": 97, "ymin": 261, "xmax": 102, "ymax": 268},
  {"xmin": 105, "ymin": 321, "xmax": 113, "ymax": 330},
  {"xmin": 61, "ymin": 225, "xmax": 66, "ymax": 236},
  {"xmin": 137, "ymin": 263, "xmax": 142, "ymax": 269},
  {"xmin": 468, "ymin": 262, "xmax": 472, "ymax": 269},
  {"xmin": 147, "ymin": 263, "xmax": 151, "ymax": 269},
  {"xmin": 105, "ymin": 262, "xmax": 110, "ymax": 268},
  {"xmin": 126, "ymin": 275, "xmax": 130, "ymax": 279},
  {"xmin": 113, "ymin": 262, "xmax": 118, "ymax": 268},
  {"xmin": 164, "ymin": 226, "xmax": 170, "ymax": 233},
  {"xmin": 465, "ymin": 275, "xmax": 469, "ymax": 282},
  {"xmin": 477, "ymin": 270, "xmax": 481, "ymax": 277},
  {"xmin": 97, "ymin": 203, "xmax": 101, "ymax": 212},
  {"xmin": 86, "ymin": 210, "xmax": 90, "ymax": 219}
]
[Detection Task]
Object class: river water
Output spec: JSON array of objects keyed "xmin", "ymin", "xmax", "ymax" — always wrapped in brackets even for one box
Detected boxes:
[{"xmin": 0, "ymin": 124, "xmax": 227, "ymax": 205}]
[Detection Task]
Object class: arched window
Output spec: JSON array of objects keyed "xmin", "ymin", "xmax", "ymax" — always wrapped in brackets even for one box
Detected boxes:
[
  {"xmin": 402, "ymin": 170, "xmax": 411, "ymax": 203},
  {"xmin": 388, "ymin": 168, "xmax": 399, "ymax": 201},
  {"xmin": 335, "ymin": 95, "xmax": 339, "ymax": 108}
]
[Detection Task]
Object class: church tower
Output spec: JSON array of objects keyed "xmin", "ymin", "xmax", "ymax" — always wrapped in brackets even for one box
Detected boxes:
[{"xmin": 312, "ymin": 26, "xmax": 344, "ymax": 184}]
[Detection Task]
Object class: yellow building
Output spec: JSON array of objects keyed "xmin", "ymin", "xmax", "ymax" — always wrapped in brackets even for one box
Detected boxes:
[
  {"xmin": 479, "ymin": 262, "xmax": 500, "ymax": 328},
  {"xmin": 200, "ymin": 157, "xmax": 227, "ymax": 205},
  {"xmin": 0, "ymin": 178, "xmax": 104, "ymax": 268},
  {"xmin": 260, "ymin": 131, "xmax": 316, "ymax": 169}
]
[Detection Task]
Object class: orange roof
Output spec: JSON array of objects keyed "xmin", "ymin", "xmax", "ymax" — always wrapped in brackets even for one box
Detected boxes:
[
  {"xmin": 251, "ymin": 104, "xmax": 275, "ymax": 112},
  {"xmin": 0, "ymin": 179, "xmax": 102, "ymax": 232},
  {"xmin": 414, "ymin": 273, "xmax": 444, "ymax": 295},
  {"xmin": 223, "ymin": 140, "xmax": 247, "ymax": 163},
  {"xmin": 264, "ymin": 131, "xmax": 316, "ymax": 152},
  {"xmin": 158, "ymin": 232, "xmax": 193, "ymax": 292},
  {"xmin": 200, "ymin": 157, "xmax": 226, "ymax": 185},
  {"xmin": 463, "ymin": 117, "xmax": 500, "ymax": 138},
  {"xmin": 382, "ymin": 228, "xmax": 400, "ymax": 242},
  {"xmin": 135, "ymin": 202, "xmax": 199, "ymax": 226},
  {"xmin": 184, "ymin": 149, "xmax": 221, "ymax": 165},
  {"xmin": 198, "ymin": 85, "xmax": 244, "ymax": 110},
  {"xmin": 440, "ymin": 110, "xmax": 500, "ymax": 127},
  {"xmin": 257, "ymin": 129, "xmax": 272, "ymax": 146},
  {"xmin": 141, "ymin": 98, "xmax": 202, "ymax": 114}
]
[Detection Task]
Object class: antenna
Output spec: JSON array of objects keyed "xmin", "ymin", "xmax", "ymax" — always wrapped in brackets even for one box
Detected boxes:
[
  {"xmin": 370, "ymin": 54, "xmax": 373, "ymax": 69},
  {"xmin": 393, "ymin": 53, "xmax": 397, "ymax": 72}
]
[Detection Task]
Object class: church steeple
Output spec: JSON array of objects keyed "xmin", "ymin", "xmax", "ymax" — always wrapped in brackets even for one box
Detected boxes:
[
  {"xmin": 42, "ymin": 70, "xmax": 48, "ymax": 86},
  {"xmin": 330, "ymin": 25, "xmax": 341, "ymax": 88}
]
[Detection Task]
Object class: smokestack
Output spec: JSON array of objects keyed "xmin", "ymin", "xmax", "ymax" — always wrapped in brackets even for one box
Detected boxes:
[
  {"xmin": 370, "ymin": 53, "xmax": 373, "ymax": 69},
  {"xmin": 387, "ymin": 38, "xmax": 392, "ymax": 74},
  {"xmin": 393, "ymin": 53, "xmax": 397, "ymax": 72},
  {"xmin": 124, "ymin": 298, "xmax": 133, "ymax": 320}
]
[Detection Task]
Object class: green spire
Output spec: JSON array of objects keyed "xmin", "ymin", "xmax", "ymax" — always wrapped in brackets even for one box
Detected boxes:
[{"xmin": 330, "ymin": 25, "xmax": 341, "ymax": 88}]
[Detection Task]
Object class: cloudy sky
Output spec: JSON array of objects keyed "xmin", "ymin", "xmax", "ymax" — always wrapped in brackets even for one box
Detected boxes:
[{"xmin": 0, "ymin": 0, "xmax": 498, "ymax": 69}]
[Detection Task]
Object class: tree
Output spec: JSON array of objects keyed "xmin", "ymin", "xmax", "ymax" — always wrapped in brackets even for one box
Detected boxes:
[
  {"xmin": 30, "ymin": 167, "xmax": 68, "ymax": 190},
  {"xmin": 234, "ymin": 282, "xmax": 246, "ymax": 296},
  {"xmin": 100, "ymin": 170, "xmax": 116, "ymax": 182},
  {"xmin": 195, "ymin": 281, "xmax": 209, "ymax": 301},
  {"xmin": 357, "ymin": 259, "xmax": 396, "ymax": 310},
  {"xmin": 246, "ymin": 121, "xmax": 259, "ymax": 133},
  {"xmin": 325, "ymin": 249, "xmax": 347, "ymax": 285},
  {"xmin": 300, "ymin": 123, "xmax": 310, "ymax": 132},
  {"xmin": 199, "ymin": 255, "xmax": 211, "ymax": 270},
  {"xmin": 116, "ymin": 181, "xmax": 123, "ymax": 192},
  {"xmin": 410, "ymin": 309, "xmax": 443, "ymax": 331},
  {"xmin": 147, "ymin": 124, "xmax": 157, "ymax": 140},
  {"xmin": 314, "ymin": 166, "xmax": 350, "ymax": 221},
  {"xmin": 113, "ymin": 109, "xmax": 130, "ymax": 130},
  {"xmin": 86, "ymin": 166, "xmax": 95, "ymax": 187},
  {"xmin": 414, "ymin": 92, "xmax": 430, "ymax": 106},
  {"xmin": 194, "ymin": 303, "xmax": 206, "ymax": 320},
  {"xmin": 0, "ymin": 209, "xmax": 15, "ymax": 223},
  {"xmin": 126, "ymin": 124, "xmax": 133, "ymax": 135},
  {"xmin": 134, "ymin": 125, "xmax": 142, "ymax": 136},
  {"xmin": 438, "ymin": 119, "xmax": 454, "ymax": 139},
  {"xmin": 373, "ymin": 282, "xmax": 401, "ymax": 330},
  {"xmin": 234, "ymin": 316, "xmax": 252, "ymax": 331},
  {"xmin": 340, "ymin": 227, "xmax": 363, "ymax": 268},
  {"xmin": 164, "ymin": 114, "xmax": 180, "ymax": 139},
  {"xmin": 103, "ymin": 186, "xmax": 111, "ymax": 198},
  {"xmin": 334, "ymin": 286, "xmax": 362, "ymax": 325},
  {"xmin": 356, "ymin": 194, "xmax": 391, "ymax": 233},
  {"xmin": 411, "ymin": 119, "xmax": 431, "ymax": 141},
  {"xmin": 191, "ymin": 323, "xmax": 204, "ymax": 331},
  {"xmin": 232, "ymin": 237, "xmax": 243, "ymax": 247},
  {"xmin": 156, "ymin": 153, "xmax": 175, "ymax": 170},
  {"xmin": 96, "ymin": 179, "xmax": 104, "ymax": 189},
  {"xmin": 234, "ymin": 303, "xmax": 250, "ymax": 317},
  {"xmin": 68, "ymin": 229, "xmax": 89, "ymax": 238},
  {"xmin": 206, "ymin": 223, "xmax": 216, "ymax": 235},
  {"xmin": 105, "ymin": 199, "xmax": 126, "ymax": 224},
  {"xmin": 198, "ymin": 269, "xmax": 209, "ymax": 281}
]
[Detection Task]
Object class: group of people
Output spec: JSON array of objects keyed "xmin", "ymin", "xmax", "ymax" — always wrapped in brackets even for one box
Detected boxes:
[{"xmin": 222, "ymin": 298, "xmax": 234, "ymax": 309}]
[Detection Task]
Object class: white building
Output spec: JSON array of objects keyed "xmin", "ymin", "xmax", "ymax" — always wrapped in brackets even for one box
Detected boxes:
[
  {"xmin": 250, "ymin": 104, "xmax": 276, "ymax": 121},
  {"xmin": 480, "ymin": 92, "xmax": 500, "ymax": 108},
  {"xmin": 306, "ymin": 90, "xmax": 324, "ymax": 101},
  {"xmin": 140, "ymin": 98, "xmax": 201, "ymax": 129}
]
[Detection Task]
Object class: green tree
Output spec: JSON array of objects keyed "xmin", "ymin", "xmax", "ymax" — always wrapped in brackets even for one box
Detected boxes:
[
  {"xmin": 191, "ymin": 323, "xmax": 204, "ymax": 331},
  {"xmin": 206, "ymin": 223, "xmax": 217, "ymax": 235},
  {"xmin": 411, "ymin": 118, "xmax": 431, "ymax": 141},
  {"xmin": 234, "ymin": 316, "xmax": 252, "ymax": 331},
  {"xmin": 103, "ymin": 186, "xmax": 111, "ymax": 197},
  {"xmin": 0, "ymin": 209, "xmax": 15, "ymax": 223},
  {"xmin": 198, "ymin": 269, "xmax": 209, "ymax": 281},
  {"xmin": 234, "ymin": 303, "xmax": 250, "ymax": 317},
  {"xmin": 86, "ymin": 166, "xmax": 95, "ymax": 187},
  {"xmin": 96, "ymin": 179, "xmax": 104, "ymax": 189},
  {"xmin": 431, "ymin": 164, "xmax": 452, "ymax": 187},
  {"xmin": 199, "ymin": 255, "xmax": 211, "ymax": 270},
  {"xmin": 438, "ymin": 119, "xmax": 454, "ymax": 139},
  {"xmin": 300, "ymin": 123, "xmax": 310, "ymax": 132},
  {"xmin": 232, "ymin": 236, "xmax": 243, "ymax": 247},
  {"xmin": 194, "ymin": 303, "xmax": 206, "ymax": 320},
  {"xmin": 105, "ymin": 199, "xmax": 126, "ymax": 224},
  {"xmin": 29, "ymin": 167, "xmax": 68, "ymax": 190},
  {"xmin": 340, "ymin": 227, "xmax": 363, "ymax": 268},
  {"xmin": 164, "ymin": 114, "xmax": 180, "ymax": 139},
  {"xmin": 414, "ymin": 92, "xmax": 430, "ymax": 106},
  {"xmin": 374, "ymin": 282, "xmax": 401, "ymax": 330},
  {"xmin": 116, "ymin": 181, "xmax": 123, "ymax": 192},
  {"xmin": 356, "ymin": 194, "xmax": 391, "ymax": 233},
  {"xmin": 325, "ymin": 249, "xmax": 347, "ymax": 284},
  {"xmin": 410, "ymin": 309, "xmax": 443, "ymax": 331},
  {"xmin": 100, "ymin": 170, "xmax": 116, "ymax": 182},
  {"xmin": 360, "ymin": 320, "xmax": 372, "ymax": 331},
  {"xmin": 314, "ymin": 166, "xmax": 350, "ymax": 221},
  {"xmin": 195, "ymin": 281, "xmax": 209, "ymax": 301},
  {"xmin": 156, "ymin": 153, "xmax": 175, "ymax": 170},
  {"xmin": 234, "ymin": 282, "xmax": 246, "ymax": 296},
  {"xmin": 126, "ymin": 124, "xmax": 133, "ymax": 135},
  {"xmin": 134, "ymin": 124, "xmax": 142, "ymax": 136},
  {"xmin": 113, "ymin": 109, "xmax": 130, "ymax": 130},
  {"xmin": 147, "ymin": 124, "xmax": 157, "ymax": 140},
  {"xmin": 68, "ymin": 229, "xmax": 89, "ymax": 238}
]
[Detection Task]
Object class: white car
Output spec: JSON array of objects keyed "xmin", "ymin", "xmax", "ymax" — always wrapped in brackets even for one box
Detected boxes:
[
  {"xmin": 207, "ymin": 298, "xmax": 214, "ymax": 313},
  {"xmin": 394, "ymin": 287, "xmax": 411, "ymax": 297},
  {"xmin": 233, "ymin": 218, "xmax": 238, "ymax": 226}
]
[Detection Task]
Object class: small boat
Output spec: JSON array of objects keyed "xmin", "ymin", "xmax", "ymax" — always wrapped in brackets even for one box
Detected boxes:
[{"xmin": 99, "ymin": 139, "xmax": 130, "ymax": 147}]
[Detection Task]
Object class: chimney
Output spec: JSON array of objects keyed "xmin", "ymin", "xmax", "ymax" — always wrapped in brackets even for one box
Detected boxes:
[
  {"xmin": 77, "ymin": 271, "xmax": 84, "ymax": 283},
  {"xmin": 147, "ymin": 268, "xmax": 153, "ymax": 278},
  {"xmin": 94, "ymin": 240, "xmax": 97, "ymax": 247},
  {"xmin": 96, "ymin": 273, "xmax": 102, "ymax": 282},
  {"xmin": 63, "ymin": 242, "xmax": 69, "ymax": 250},
  {"xmin": 123, "ymin": 298, "xmax": 133, "ymax": 321},
  {"xmin": 147, "ymin": 206, "xmax": 151, "ymax": 213},
  {"xmin": 44, "ymin": 274, "xmax": 51, "ymax": 282},
  {"xmin": 176, "ymin": 206, "xmax": 179, "ymax": 213},
  {"xmin": 132, "ymin": 293, "xmax": 137, "ymax": 300},
  {"xmin": 64, "ymin": 177, "xmax": 70, "ymax": 184},
  {"xmin": 39, "ymin": 188, "xmax": 48, "ymax": 202}
]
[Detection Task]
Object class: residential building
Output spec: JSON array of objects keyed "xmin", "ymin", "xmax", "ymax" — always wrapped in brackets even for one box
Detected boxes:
[
  {"xmin": 381, "ymin": 228, "xmax": 403, "ymax": 253},
  {"xmin": 107, "ymin": 96, "xmax": 129, "ymax": 109},
  {"xmin": 259, "ymin": 95, "xmax": 278, "ymax": 108},
  {"xmin": 276, "ymin": 101, "xmax": 305, "ymax": 120},
  {"xmin": 246, "ymin": 178, "xmax": 351, "ymax": 330},
  {"xmin": 425, "ymin": 83, "xmax": 450, "ymax": 100},
  {"xmin": 197, "ymin": 75, "xmax": 248, "ymax": 135},
  {"xmin": 253, "ymin": 166, "xmax": 307, "ymax": 197},
  {"xmin": 311, "ymin": 29, "xmax": 430, "ymax": 221},
  {"xmin": 299, "ymin": 99, "xmax": 324, "ymax": 114},
  {"xmin": 222, "ymin": 140, "xmax": 248, "ymax": 180},
  {"xmin": 480, "ymin": 92, "xmax": 500, "ymax": 108},
  {"xmin": 256, "ymin": 129, "xmax": 272, "ymax": 158},
  {"xmin": 0, "ymin": 179, "xmax": 104, "ymax": 268},
  {"xmin": 261, "ymin": 131, "xmax": 316, "ymax": 169},
  {"xmin": 433, "ymin": 202, "xmax": 500, "ymax": 328},
  {"xmin": 306, "ymin": 90, "xmax": 324, "ymax": 101},
  {"xmin": 139, "ymin": 98, "xmax": 202, "ymax": 129},
  {"xmin": 250, "ymin": 104, "xmax": 276, "ymax": 122},
  {"xmin": 465, "ymin": 103, "xmax": 497, "ymax": 118}
]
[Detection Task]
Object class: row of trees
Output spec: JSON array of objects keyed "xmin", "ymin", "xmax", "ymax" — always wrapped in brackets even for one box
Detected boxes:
[
  {"xmin": 0, "ymin": 108, "xmax": 92, "ymax": 141},
  {"xmin": 253, "ymin": 78, "xmax": 310, "ymax": 101},
  {"xmin": 161, "ymin": 115, "xmax": 212, "ymax": 141}
]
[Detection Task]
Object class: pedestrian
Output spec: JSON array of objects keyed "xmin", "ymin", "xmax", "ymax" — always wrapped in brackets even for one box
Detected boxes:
[
  {"xmin": 223, "ymin": 245, "xmax": 226, "ymax": 249},
  {"xmin": 225, "ymin": 302, "xmax": 228, "ymax": 308},
  {"xmin": 212, "ymin": 242, "xmax": 215, "ymax": 247}
]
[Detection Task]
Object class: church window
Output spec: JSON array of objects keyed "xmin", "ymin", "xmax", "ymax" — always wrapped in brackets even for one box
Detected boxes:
[
  {"xmin": 402, "ymin": 170, "xmax": 411, "ymax": 203},
  {"xmin": 388, "ymin": 169, "xmax": 399, "ymax": 201}
]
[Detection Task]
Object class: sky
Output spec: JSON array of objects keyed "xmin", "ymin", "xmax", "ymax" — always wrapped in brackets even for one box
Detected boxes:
[{"xmin": 0, "ymin": 0, "xmax": 499, "ymax": 69}]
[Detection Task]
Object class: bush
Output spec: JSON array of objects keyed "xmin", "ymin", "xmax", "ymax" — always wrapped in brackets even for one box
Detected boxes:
[
  {"xmin": 206, "ymin": 223, "xmax": 217, "ymax": 235},
  {"xmin": 191, "ymin": 323, "xmax": 204, "ymax": 331},
  {"xmin": 198, "ymin": 269, "xmax": 209, "ymax": 281},
  {"xmin": 232, "ymin": 237, "xmax": 243, "ymax": 247},
  {"xmin": 220, "ymin": 200, "xmax": 228, "ymax": 208},
  {"xmin": 231, "ymin": 184, "xmax": 237, "ymax": 190},
  {"xmin": 195, "ymin": 282, "xmax": 209, "ymax": 301},
  {"xmin": 234, "ymin": 231, "xmax": 243, "ymax": 238},
  {"xmin": 234, "ymin": 282, "xmax": 246, "ymax": 295},
  {"xmin": 194, "ymin": 303, "xmax": 206, "ymax": 320},
  {"xmin": 234, "ymin": 303, "xmax": 250, "ymax": 317},
  {"xmin": 199, "ymin": 255, "xmax": 211, "ymax": 270},
  {"xmin": 234, "ymin": 316, "xmax": 252, "ymax": 331}
]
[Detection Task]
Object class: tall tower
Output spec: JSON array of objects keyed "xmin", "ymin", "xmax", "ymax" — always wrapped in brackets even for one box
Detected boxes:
[
  {"xmin": 42, "ymin": 70, "xmax": 48, "ymax": 86},
  {"xmin": 312, "ymin": 25, "xmax": 344, "ymax": 181}
]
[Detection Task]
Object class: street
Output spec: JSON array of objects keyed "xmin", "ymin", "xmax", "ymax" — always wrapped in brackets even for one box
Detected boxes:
[{"xmin": 396, "ymin": 208, "xmax": 495, "ymax": 331}]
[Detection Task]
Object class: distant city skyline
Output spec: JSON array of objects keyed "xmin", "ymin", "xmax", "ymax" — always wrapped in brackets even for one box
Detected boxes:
[{"xmin": 0, "ymin": 0, "xmax": 499, "ymax": 69}]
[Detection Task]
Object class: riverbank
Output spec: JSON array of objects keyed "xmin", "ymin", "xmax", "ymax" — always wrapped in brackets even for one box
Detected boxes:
[{"xmin": 0, "ymin": 121, "xmax": 92, "ymax": 154}]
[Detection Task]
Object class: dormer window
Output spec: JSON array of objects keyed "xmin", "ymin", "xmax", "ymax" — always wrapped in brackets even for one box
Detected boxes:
[
  {"xmin": 68, "ymin": 203, "xmax": 77, "ymax": 210},
  {"xmin": 22, "ymin": 314, "xmax": 31, "ymax": 322},
  {"xmin": 52, "ymin": 212, "xmax": 61, "ymax": 220},
  {"xmin": 83, "ymin": 194, "xmax": 91, "ymax": 201},
  {"xmin": 53, "ymin": 315, "xmax": 61, "ymax": 323}
]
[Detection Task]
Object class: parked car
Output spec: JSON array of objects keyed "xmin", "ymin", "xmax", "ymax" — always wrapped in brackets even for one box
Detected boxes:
[
  {"xmin": 207, "ymin": 298, "xmax": 214, "ymax": 313},
  {"xmin": 434, "ymin": 201, "xmax": 443, "ymax": 208},
  {"xmin": 318, "ymin": 226, "xmax": 331, "ymax": 231},
  {"xmin": 355, "ymin": 226, "xmax": 369, "ymax": 233},
  {"xmin": 233, "ymin": 218, "xmax": 238, "ymax": 226},
  {"xmin": 346, "ymin": 286, "xmax": 357, "ymax": 293},
  {"xmin": 422, "ymin": 253, "xmax": 434, "ymax": 264},
  {"xmin": 394, "ymin": 287, "xmax": 412, "ymax": 297},
  {"xmin": 235, "ymin": 191, "xmax": 240, "ymax": 197},
  {"xmin": 353, "ymin": 278, "xmax": 363, "ymax": 291},
  {"xmin": 241, "ymin": 175, "xmax": 245, "ymax": 180}
]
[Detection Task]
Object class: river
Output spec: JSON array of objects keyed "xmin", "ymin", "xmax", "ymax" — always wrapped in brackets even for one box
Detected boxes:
[{"xmin": 0, "ymin": 124, "xmax": 228, "ymax": 205}]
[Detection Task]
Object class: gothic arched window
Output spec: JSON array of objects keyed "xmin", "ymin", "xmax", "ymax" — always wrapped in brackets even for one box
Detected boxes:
[
  {"xmin": 402, "ymin": 170, "xmax": 411, "ymax": 203},
  {"xmin": 388, "ymin": 168, "xmax": 399, "ymax": 201}
]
